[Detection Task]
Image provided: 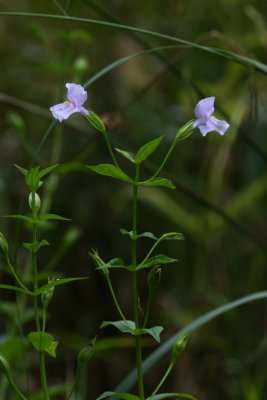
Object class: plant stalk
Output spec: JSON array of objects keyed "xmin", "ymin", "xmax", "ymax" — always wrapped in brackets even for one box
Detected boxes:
[
  {"xmin": 131, "ymin": 165, "xmax": 145, "ymax": 399},
  {"xmin": 31, "ymin": 192, "xmax": 50, "ymax": 400}
]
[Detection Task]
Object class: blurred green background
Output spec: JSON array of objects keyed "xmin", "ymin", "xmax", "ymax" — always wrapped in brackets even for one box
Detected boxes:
[{"xmin": 0, "ymin": 0, "xmax": 267, "ymax": 399}]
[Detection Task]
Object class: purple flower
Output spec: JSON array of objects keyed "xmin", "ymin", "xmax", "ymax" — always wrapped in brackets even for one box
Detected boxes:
[
  {"xmin": 50, "ymin": 83, "xmax": 88, "ymax": 122},
  {"xmin": 193, "ymin": 97, "xmax": 230, "ymax": 136}
]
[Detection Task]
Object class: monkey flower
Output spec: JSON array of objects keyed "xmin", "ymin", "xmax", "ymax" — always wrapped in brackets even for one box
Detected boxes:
[{"xmin": 193, "ymin": 97, "xmax": 230, "ymax": 136}]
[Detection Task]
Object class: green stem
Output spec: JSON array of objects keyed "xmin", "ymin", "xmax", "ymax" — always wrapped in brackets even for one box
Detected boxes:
[
  {"xmin": 150, "ymin": 139, "xmax": 177, "ymax": 180},
  {"xmin": 131, "ymin": 165, "xmax": 145, "ymax": 400},
  {"xmin": 103, "ymin": 130, "xmax": 119, "ymax": 167},
  {"xmin": 138, "ymin": 238, "xmax": 163, "ymax": 268},
  {"xmin": 142, "ymin": 288, "xmax": 153, "ymax": 329},
  {"xmin": 6, "ymin": 255, "xmax": 32, "ymax": 294},
  {"xmin": 150, "ymin": 360, "xmax": 174, "ymax": 399},
  {"xmin": 31, "ymin": 193, "xmax": 50, "ymax": 400},
  {"xmin": 8, "ymin": 376, "xmax": 29, "ymax": 400},
  {"xmin": 106, "ymin": 277, "xmax": 126, "ymax": 321}
]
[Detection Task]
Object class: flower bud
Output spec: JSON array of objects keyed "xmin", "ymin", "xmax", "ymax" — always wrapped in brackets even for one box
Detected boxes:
[
  {"xmin": 147, "ymin": 266, "xmax": 161, "ymax": 292},
  {"xmin": 171, "ymin": 331, "xmax": 190, "ymax": 363},
  {"xmin": 86, "ymin": 110, "xmax": 106, "ymax": 134},
  {"xmin": 78, "ymin": 337, "xmax": 96, "ymax": 366},
  {"xmin": 0, "ymin": 233, "xmax": 8, "ymax": 256},
  {"xmin": 28, "ymin": 192, "xmax": 41, "ymax": 212},
  {"xmin": 41, "ymin": 277, "xmax": 55, "ymax": 307}
]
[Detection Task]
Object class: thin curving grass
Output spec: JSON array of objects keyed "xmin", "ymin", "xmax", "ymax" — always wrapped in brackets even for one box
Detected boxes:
[
  {"xmin": 116, "ymin": 290, "xmax": 267, "ymax": 392},
  {"xmin": 0, "ymin": 11, "xmax": 267, "ymax": 74}
]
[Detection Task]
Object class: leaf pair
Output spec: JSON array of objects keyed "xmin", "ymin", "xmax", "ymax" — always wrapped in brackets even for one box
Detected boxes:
[
  {"xmin": 15, "ymin": 164, "xmax": 58, "ymax": 192},
  {"xmin": 101, "ymin": 320, "xmax": 163, "ymax": 343},
  {"xmin": 87, "ymin": 164, "xmax": 175, "ymax": 189},
  {"xmin": 115, "ymin": 136, "xmax": 164, "ymax": 165}
]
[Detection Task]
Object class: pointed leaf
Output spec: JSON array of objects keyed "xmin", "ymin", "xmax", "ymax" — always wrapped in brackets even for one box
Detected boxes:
[
  {"xmin": 148, "ymin": 394, "xmax": 197, "ymax": 400},
  {"xmin": 38, "ymin": 164, "xmax": 58, "ymax": 179},
  {"xmin": 120, "ymin": 229, "xmax": 158, "ymax": 240},
  {"xmin": 28, "ymin": 332, "xmax": 58, "ymax": 357},
  {"xmin": 137, "ymin": 254, "xmax": 177, "ymax": 270},
  {"xmin": 139, "ymin": 177, "xmax": 175, "ymax": 189},
  {"xmin": 95, "ymin": 258, "xmax": 127, "ymax": 271},
  {"xmin": 0, "ymin": 284, "xmax": 32, "ymax": 295},
  {"xmin": 3, "ymin": 215, "xmax": 34, "ymax": 223},
  {"xmin": 38, "ymin": 214, "xmax": 70, "ymax": 222},
  {"xmin": 37, "ymin": 277, "xmax": 88, "ymax": 295},
  {"xmin": 115, "ymin": 148, "xmax": 136, "ymax": 164},
  {"xmin": 96, "ymin": 392, "xmax": 140, "ymax": 400},
  {"xmin": 46, "ymin": 341, "xmax": 59, "ymax": 358},
  {"xmin": 14, "ymin": 164, "xmax": 28, "ymax": 176},
  {"xmin": 100, "ymin": 320, "xmax": 136, "ymax": 335},
  {"xmin": 138, "ymin": 326, "xmax": 163, "ymax": 343},
  {"xmin": 23, "ymin": 240, "xmax": 49, "ymax": 253},
  {"xmin": 87, "ymin": 164, "xmax": 133, "ymax": 184},
  {"xmin": 135, "ymin": 136, "xmax": 164, "ymax": 164}
]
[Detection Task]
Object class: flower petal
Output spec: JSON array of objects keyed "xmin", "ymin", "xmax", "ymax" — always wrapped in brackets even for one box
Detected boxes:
[
  {"xmin": 194, "ymin": 96, "xmax": 215, "ymax": 120},
  {"xmin": 66, "ymin": 83, "xmax": 87, "ymax": 107},
  {"xmin": 196, "ymin": 116, "xmax": 230, "ymax": 136},
  {"xmin": 50, "ymin": 102, "xmax": 76, "ymax": 122},
  {"xmin": 209, "ymin": 116, "xmax": 230, "ymax": 135}
]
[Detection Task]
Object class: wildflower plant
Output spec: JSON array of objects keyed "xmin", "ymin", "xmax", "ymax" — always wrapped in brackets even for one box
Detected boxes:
[{"xmin": 0, "ymin": 81, "xmax": 229, "ymax": 400}]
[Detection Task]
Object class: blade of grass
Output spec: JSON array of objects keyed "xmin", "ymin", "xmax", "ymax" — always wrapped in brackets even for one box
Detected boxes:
[
  {"xmin": 0, "ymin": 12, "xmax": 267, "ymax": 74},
  {"xmin": 116, "ymin": 290, "xmax": 267, "ymax": 392}
]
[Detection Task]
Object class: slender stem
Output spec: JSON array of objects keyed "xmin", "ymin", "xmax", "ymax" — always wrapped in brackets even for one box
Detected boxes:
[
  {"xmin": 138, "ymin": 238, "xmax": 163, "ymax": 268},
  {"xmin": 142, "ymin": 289, "xmax": 153, "ymax": 329},
  {"xmin": 8, "ymin": 376, "xmax": 29, "ymax": 400},
  {"xmin": 150, "ymin": 139, "xmax": 177, "ymax": 180},
  {"xmin": 106, "ymin": 277, "xmax": 127, "ymax": 321},
  {"xmin": 150, "ymin": 360, "xmax": 174, "ymax": 398},
  {"xmin": 6, "ymin": 255, "xmax": 32, "ymax": 294},
  {"xmin": 103, "ymin": 130, "xmax": 119, "ymax": 167},
  {"xmin": 131, "ymin": 165, "xmax": 145, "ymax": 400},
  {"xmin": 31, "ymin": 193, "xmax": 50, "ymax": 400}
]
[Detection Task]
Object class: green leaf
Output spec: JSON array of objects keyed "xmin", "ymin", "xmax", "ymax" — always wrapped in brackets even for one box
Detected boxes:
[
  {"xmin": 147, "ymin": 394, "xmax": 197, "ymax": 400},
  {"xmin": 137, "ymin": 326, "xmax": 163, "ymax": 343},
  {"xmin": 139, "ymin": 177, "xmax": 175, "ymax": 189},
  {"xmin": 101, "ymin": 320, "xmax": 136, "ymax": 335},
  {"xmin": 38, "ymin": 214, "xmax": 70, "ymax": 222},
  {"xmin": 38, "ymin": 164, "xmax": 58, "ymax": 179},
  {"xmin": 137, "ymin": 254, "xmax": 177, "ymax": 270},
  {"xmin": 0, "ymin": 284, "xmax": 32, "ymax": 295},
  {"xmin": 115, "ymin": 148, "xmax": 136, "ymax": 164},
  {"xmin": 45, "ymin": 341, "xmax": 58, "ymax": 358},
  {"xmin": 23, "ymin": 240, "xmax": 49, "ymax": 253},
  {"xmin": 120, "ymin": 229, "xmax": 158, "ymax": 240},
  {"xmin": 36, "ymin": 277, "xmax": 88, "ymax": 295},
  {"xmin": 135, "ymin": 136, "xmax": 164, "ymax": 164},
  {"xmin": 3, "ymin": 215, "xmax": 34, "ymax": 223},
  {"xmin": 28, "ymin": 332, "xmax": 58, "ymax": 357},
  {"xmin": 95, "ymin": 258, "xmax": 127, "ymax": 271},
  {"xmin": 14, "ymin": 164, "xmax": 28, "ymax": 176},
  {"xmin": 96, "ymin": 392, "xmax": 140, "ymax": 400},
  {"xmin": 87, "ymin": 164, "xmax": 133, "ymax": 184}
]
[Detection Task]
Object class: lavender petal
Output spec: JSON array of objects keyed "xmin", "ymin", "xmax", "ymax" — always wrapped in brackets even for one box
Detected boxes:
[
  {"xmin": 194, "ymin": 97, "xmax": 215, "ymax": 120},
  {"xmin": 66, "ymin": 83, "xmax": 87, "ymax": 108},
  {"xmin": 50, "ymin": 102, "xmax": 76, "ymax": 122}
]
